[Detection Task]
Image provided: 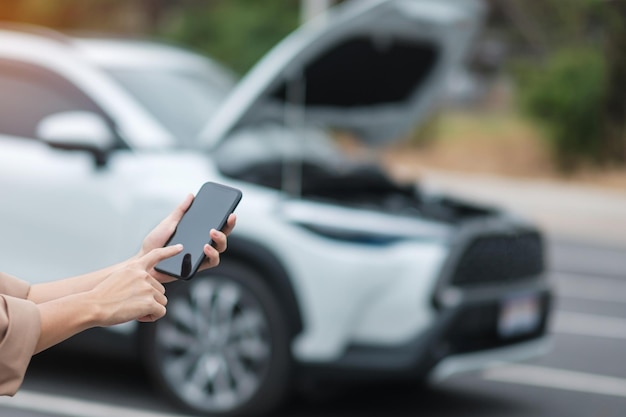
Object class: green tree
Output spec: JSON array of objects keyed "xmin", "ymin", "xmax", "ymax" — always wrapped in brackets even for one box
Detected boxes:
[
  {"xmin": 602, "ymin": 1, "xmax": 626, "ymax": 164},
  {"xmin": 162, "ymin": 0, "xmax": 300, "ymax": 75},
  {"xmin": 1, "ymin": 0, "xmax": 301, "ymax": 76},
  {"xmin": 517, "ymin": 47, "xmax": 606, "ymax": 170},
  {"xmin": 505, "ymin": 0, "xmax": 626, "ymax": 169}
]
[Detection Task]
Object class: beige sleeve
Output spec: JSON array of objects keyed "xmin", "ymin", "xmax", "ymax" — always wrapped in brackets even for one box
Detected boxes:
[
  {"xmin": 0, "ymin": 274, "xmax": 41, "ymax": 396},
  {"xmin": 0, "ymin": 272, "xmax": 31, "ymax": 299}
]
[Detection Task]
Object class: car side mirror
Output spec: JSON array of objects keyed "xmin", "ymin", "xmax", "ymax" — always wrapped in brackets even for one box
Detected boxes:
[{"xmin": 37, "ymin": 111, "xmax": 115, "ymax": 168}]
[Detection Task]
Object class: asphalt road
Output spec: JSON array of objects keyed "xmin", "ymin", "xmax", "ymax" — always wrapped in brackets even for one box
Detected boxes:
[{"xmin": 2, "ymin": 238, "xmax": 626, "ymax": 417}]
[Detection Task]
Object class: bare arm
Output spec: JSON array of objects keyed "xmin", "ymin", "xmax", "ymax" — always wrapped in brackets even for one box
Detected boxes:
[
  {"xmin": 34, "ymin": 245, "xmax": 180, "ymax": 353},
  {"xmin": 28, "ymin": 194, "xmax": 237, "ymax": 303},
  {"xmin": 27, "ymin": 260, "xmax": 129, "ymax": 305}
]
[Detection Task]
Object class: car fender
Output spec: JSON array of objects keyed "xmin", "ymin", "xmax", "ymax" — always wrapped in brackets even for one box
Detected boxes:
[{"xmin": 223, "ymin": 235, "xmax": 304, "ymax": 340}]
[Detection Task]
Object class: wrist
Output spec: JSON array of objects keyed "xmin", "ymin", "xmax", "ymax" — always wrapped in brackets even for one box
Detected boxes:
[
  {"xmin": 80, "ymin": 290, "xmax": 106, "ymax": 327},
  {"xmin": 57, "ymin": 291, "xmax": 102, "ymax": 327},
  {"xmin": 35, "ymin": 291, "xmax": 103, "ymax": 353}
]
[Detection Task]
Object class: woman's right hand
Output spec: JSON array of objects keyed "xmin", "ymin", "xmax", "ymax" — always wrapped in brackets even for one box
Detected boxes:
[{"xmin": 90, "ymin": 244, "xmax": 183, "ymax": 326}]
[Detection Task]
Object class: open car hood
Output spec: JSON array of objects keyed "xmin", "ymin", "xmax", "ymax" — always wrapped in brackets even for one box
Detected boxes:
[{"xmin": 198, "ymin": 0, "xmax": 485, "ymax": 148}]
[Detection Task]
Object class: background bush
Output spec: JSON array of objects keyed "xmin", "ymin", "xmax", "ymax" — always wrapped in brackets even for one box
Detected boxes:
[
  {"xmin": 515, "ymin": 47, "xmax": 607, "ymax": 170},
  {"xmin": 162, "ymin": 0, "xmax": 300, "ymax": 76}
]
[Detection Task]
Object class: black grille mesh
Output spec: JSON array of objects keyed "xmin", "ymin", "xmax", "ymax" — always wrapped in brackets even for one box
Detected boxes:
[{"xmin": 451, "ymin": 232, "xmax": 544, "ymax": 286}]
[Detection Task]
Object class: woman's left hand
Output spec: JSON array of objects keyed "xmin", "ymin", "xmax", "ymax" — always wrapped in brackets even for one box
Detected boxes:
[{"xmin": 138, "ymin": 193, "xmax": 237, "ymax": 283}]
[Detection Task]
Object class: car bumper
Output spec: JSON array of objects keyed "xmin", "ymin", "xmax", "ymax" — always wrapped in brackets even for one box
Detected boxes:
[
  {"xmin": 428, "ymin": 335, "xmax": 552, "ymax": 383},
  {"xmin": 297, "ymin": 284, "xmax": 552, "ymax": 381}
]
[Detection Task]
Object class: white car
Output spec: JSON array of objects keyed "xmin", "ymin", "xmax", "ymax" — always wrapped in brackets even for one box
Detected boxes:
[{"xmin": 0, "ymin": 0, "xmax": 552, "ymax": 416}]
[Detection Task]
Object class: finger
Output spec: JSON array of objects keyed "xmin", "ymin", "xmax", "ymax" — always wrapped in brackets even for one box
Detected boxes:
[
  {"xmin": 203, "ymin": 244, "xmax": 220, "ymax": 268},
  {"xmin": 221, "ymin": 214, "xmax": 237, "ymax": 236},
  {"xmin": 147, "ymin": 276, "xmax": 166, "ymax": 294},
  {"xmin": 141, "ymin": 244, "xmax": 183, "ymax": 269},
  {"xmin": 152, "ymin": 270, "xmax": 177, "ymax": 284},
  {"xmin": 153, "ymin": 194, "xmax": 194, "ymax": 236},
  {"xmin": 171, "ymin": 193, "xmax": 194, "ymax": 222},
  {"xmin": 210, "ymin": 229, "xmax": 227, "ymax": 253},
  {"xmin": 138, "ymin": 303, "xmax": 166, "ymax": 322},
  {"xmin": 153, "ymin": 290, "xmax": 168, "ymax": 307}
]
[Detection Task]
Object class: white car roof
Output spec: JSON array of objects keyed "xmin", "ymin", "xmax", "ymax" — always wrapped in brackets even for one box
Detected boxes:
[
  {"xmin": 72, "ymin": 37, "xmax": 236, "ymax": 86},
  {"xmin": 0, "ymin": 26, "xmax": 233, "ymax": 149}
]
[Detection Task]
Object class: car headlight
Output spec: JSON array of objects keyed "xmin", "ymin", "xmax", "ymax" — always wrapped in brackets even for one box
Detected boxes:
[{"xmin": 297, "ymin": 223, "xmax": 405, "ymax": 246}]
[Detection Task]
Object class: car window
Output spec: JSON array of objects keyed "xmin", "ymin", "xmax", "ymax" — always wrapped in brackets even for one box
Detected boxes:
[
  {"xmin": 106, "ymin": 69, "xmax": 228, "ymax": 146},
  {"xmin": 0, "ymin": 58, "xmax": 110, "ymax": 140}
]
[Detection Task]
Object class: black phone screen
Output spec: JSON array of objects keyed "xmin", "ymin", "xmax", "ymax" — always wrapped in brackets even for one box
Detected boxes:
[{"xmin": 155, "ymin": 182, "xmax": 242, "ymax": 280}]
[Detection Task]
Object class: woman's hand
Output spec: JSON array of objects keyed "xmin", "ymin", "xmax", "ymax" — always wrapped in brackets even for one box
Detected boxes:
[
  {"xmin": 198, "ymin": 223, "xmax": 235, "ymax": 271},
  {"xmin": 140, "ymin": 194, "xmax": 193, "ymax": 256},
  {"xmin": 90, "ymin": 245, "xmax": 183, "ymax": 326},
  {"xmin": 35, "ymin": 245, "xmax": 184, "ymax": 353},
  {"xmin": 138, "ymin": 194, "xmax": 237, "ymax": 283}
]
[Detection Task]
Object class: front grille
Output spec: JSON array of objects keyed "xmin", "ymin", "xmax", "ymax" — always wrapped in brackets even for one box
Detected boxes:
[{"xmin": 450, "ymin": 232, "xmax": 544, "ymax": 286}]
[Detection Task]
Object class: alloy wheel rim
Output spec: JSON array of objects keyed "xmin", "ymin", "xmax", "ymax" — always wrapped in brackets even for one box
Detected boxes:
[{"xmin": 155, "ymin": 277, "xmax": 271, "ymax": 412}]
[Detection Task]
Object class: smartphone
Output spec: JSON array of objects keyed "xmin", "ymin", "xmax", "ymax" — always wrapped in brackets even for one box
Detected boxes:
[{"xmin": 155, "ymin": 182, "xmax": 242, "ymax": 280}]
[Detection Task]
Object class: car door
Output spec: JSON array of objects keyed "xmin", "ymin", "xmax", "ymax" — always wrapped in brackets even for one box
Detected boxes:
[{"xmin": 0, "ymin": 58, "xmax": 131, "ymax": 282}]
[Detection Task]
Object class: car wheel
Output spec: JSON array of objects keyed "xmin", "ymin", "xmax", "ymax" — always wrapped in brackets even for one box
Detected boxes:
[{"xmin": 140, "ymin": 260, "xmax": 291, "ymax": 417}]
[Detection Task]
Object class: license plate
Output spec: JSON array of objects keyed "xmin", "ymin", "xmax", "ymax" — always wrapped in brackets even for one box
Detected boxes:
[{"xmin": 498, "ymin": 293, "xmax": 541, "ymax": 338}]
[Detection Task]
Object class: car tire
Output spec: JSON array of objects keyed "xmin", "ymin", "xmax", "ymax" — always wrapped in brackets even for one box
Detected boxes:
[{"xmin": 140, "ymin": 260, "xmax": 292, "ymax": 417}]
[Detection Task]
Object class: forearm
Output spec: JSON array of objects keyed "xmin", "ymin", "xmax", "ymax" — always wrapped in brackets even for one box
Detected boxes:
[
  {"xmin": 27, "ymin": 258, "xmax": 134, "ymax": 304},
  {"xmin": 35, "ymin": 292, "xmax": 100, "ymax": 354},
  {"xmin": 34, "ymin": 246, "xmax": 176, "ymax": 353}
]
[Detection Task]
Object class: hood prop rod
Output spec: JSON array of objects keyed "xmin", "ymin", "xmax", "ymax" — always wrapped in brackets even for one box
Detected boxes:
[{"xmin": 282, "ymin": 72, "xmax": 307, "ymax": 199}]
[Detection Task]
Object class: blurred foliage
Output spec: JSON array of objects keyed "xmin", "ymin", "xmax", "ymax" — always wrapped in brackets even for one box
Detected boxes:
[
  {"xmin": 601, "ymin": 0, "xmax": 626, "ymax": 167},
  {"xmin": 506, "ymin": 0, "xmax": 626, "ymax": 170},
  {"xmin": 510, "ymin": 0, "xmax": 603, "ymax": 48},
  {"xmin": 515, "ymin": 47, "xmax": 606, "ymax": 170},
  {"xmin": 161, "ymin": 1, "xmax": 300, "ymax": 75},
  {"xmin": 0, "ymin": 0, "xmax": 152, "ymax": 34},
  {"xmin": 1, "ymin": 0, "xmax": 301, "ymax": 76}
]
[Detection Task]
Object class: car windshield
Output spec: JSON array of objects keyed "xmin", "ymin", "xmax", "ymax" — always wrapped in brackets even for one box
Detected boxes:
[{"xmin": 106, "ymin": 69, "xmax": 232, "ymax": 147}]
